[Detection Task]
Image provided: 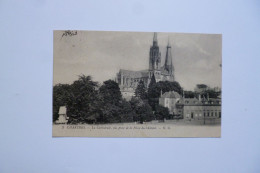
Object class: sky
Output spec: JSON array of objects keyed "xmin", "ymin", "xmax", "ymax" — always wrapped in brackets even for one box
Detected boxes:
[{"xmin": 53, "ymin": 30, "xmax": 222, "ymax": 91}]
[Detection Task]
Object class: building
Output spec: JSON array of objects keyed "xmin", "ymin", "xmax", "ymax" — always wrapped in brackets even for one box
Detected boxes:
[
  {"xmin": 159, "ymin": 91, "xmax": 221, "ymax": 120},
  {"xmin": 115, "ymin": 33, "xmax": 174, "ymax": 99},
  {"xmin": 159, "ymin": 91, "xmax": 181, "ymax": 114},
  {"xmin": 176, "ymin": 96, "xmax": 221, "ymax": 120}
]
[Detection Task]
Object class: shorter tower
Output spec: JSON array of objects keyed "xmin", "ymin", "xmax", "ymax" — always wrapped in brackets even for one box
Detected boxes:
[{"xmin": 162, "ymin": 38, "xmax": 174, "ymax": 81}]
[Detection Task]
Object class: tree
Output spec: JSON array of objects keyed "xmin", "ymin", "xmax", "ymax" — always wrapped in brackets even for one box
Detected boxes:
[
  {"xmin": 99, "ymin": 80, "xmax": 122, "ymax": 105},
  {"xmin": 136, "ymin": 102, "xmax": 154, "ymax": 123},
  {"xmin": 99, "ymin": 80, "xmax": 123, "ymax": 123},
  {"xmin": 135, "ymin": 80, "xmax": 147, "ymax": 100},
  {"xmin": 147, "ymin": 79, "xmax": 183, "ymax": 111},
  {"xmin": 196, "ymin": 84, "xmax": 208, "ymax": 89},
  {"xmin": 119, "ymin": 99, "xmax": 135, "ymax": 122},
  {"xmin": 130, "ymin": 97, "xmax": 154, "ymax": 123},
  {"xmin": 66, "ymin": 75, "xmax": 99, "ymax": 124},
  {"xmin": 155, "ymin": 105, "xmax": 170, "ymax": 120},
  {"xmin": 195, "ymin": 84, "xmax": 221, "ymax": 99},
  {"xmin": 53, "ymin": 84, "xmax": 71, "ymax": 122},
  {"xmin": 184, "ymin": 90, "xmax": 195, "ymax": 98},
  {"xmin": 149, "ymin": 73, "xmax": 156, "ymax": 87},
  {"xmin": 157, "ymin": 81, "xmax": 182, "ymax": 95},
  {"xmin": 99, "ymin": 104, "xmax": 121, "ymax": 123},
  {"xmin": 201, "ymin": 89, "xmax": 220, "ymax": 99},
  {"xmin": 147, "ymin": 74, "xmax": 159, "ymax": 111}
]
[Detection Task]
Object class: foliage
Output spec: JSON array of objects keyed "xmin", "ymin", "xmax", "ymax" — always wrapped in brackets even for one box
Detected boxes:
[
  {"xmin": 130, "ymin": 97, "xmax": 154, "ymax": 123},
  {"xmin": 154, "ymin": 105, "xmax": 170, "ymax": 120},
  {"xmin": 53, "ymin": 84, "xmax": 71, "ymax": 122},
  {"xmin": 53, "ymin": 75, "xmax": 226, "ymax": 124},
  {"xmin": 99, "ymin": 80, "xmax": 122, "ymax": 106},
  {"xmin": 184, "ymin": 91, "xmax": 195, "ymax": 98},
  {"xmin": 98, "ymin": 80, "xmax": 123, "ymax": 123},
  {"xmin": 159, "ymin": 81, "xmax": 182, "ymax": 95},
  {"xmin": 52, "ymin": 76, "xmax": 157, "ymax": 124},
  {"xmin": 66, "ymin": 75, "xmax": 100, "ymax": 124},
  {"xmin": 147, "ymin": 75, "xmax": 158, "ymax": 111},
  {"xmin": 135, "ymin": 80, "xmax": 147, "ymax": 100},
  {"xmin": 196, "ymin": 84, "xmax": 208, "ymax": 89},
  {"xmin": 195, "ymin": 84, "xmax": 221, "ymax": 98},
  {"xmin": 149, "ymin": 73, "xmax": 156, "ymax": 88},
  {"xmin": 184, "ymin": 89, "xmax": 220, "ymax": 99},
  {"xmin": 119, "ymin": 99, "xmax": 135, "ymax": 122},
  {"xmin": 200, "ymin": 89, "xmax": 220, "ymax": 99},
  {"xmin": 147, "ymin": 80, "xmax": 183, "ymax": 110}
]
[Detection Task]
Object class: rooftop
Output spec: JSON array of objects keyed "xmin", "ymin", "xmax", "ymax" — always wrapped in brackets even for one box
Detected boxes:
[{"xmin": 119, "ymin": 69, "xmax": 149, "ymax": 78}]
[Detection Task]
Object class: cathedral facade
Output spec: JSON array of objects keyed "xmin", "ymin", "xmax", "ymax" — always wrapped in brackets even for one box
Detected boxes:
[{"xmin": 115, "ymin": 33, "xmax": 175, "ymax": 99}]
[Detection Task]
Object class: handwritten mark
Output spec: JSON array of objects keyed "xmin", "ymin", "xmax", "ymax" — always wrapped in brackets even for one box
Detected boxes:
[{"xmin": 61, "ymin": 30, "xmax": 77, "ymax": 39}]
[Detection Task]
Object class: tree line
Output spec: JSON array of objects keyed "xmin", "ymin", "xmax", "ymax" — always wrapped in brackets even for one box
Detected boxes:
[{"xmin": 53, "ymin": 75, "xmax": 220, "ymax": 124}]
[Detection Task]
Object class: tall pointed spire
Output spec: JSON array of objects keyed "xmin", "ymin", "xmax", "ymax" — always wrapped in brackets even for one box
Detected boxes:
[
  {"xmin": 164, "ymin": 37, "xmax": 173, "ymax": 76},
  {"xmin": 149, "ymin": 32, "xmax": 161, "ymax": 71},
  {"xmin": 153, "ymin": 32, "xmax": 158, "ymax": 46}
]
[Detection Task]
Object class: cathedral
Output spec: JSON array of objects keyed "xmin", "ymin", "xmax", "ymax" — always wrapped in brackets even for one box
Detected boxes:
[{"xmin": 115, "ymin": 33, "xmax": 175, "ymax": 99}]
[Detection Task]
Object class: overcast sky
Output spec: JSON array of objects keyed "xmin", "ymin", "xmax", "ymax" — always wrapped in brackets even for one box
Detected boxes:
[{"xmin": 53, "ymin": 31, "xmax": 222, "ymax": 91}]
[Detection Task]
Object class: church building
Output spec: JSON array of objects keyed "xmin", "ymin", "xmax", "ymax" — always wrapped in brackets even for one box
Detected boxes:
[{"xmin": 115, "ymin": 33, "xmax": 175, "ymax": 99}]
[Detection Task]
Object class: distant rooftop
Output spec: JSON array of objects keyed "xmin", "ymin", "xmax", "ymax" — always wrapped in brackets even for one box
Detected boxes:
[{"xmin": 177, "ymin": 97, "xmax": 221, "ymax": 106}]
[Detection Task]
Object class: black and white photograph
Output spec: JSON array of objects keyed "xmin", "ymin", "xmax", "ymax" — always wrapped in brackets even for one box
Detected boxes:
[{"xmin": 53, "ymin": 30, "xmax": 222, "ymax": 137}]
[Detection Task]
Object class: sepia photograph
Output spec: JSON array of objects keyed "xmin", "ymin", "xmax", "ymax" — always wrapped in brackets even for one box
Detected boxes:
[
  {"xmin": 3, "ymin": 0, "xmax": 260, "ymax": 172},
  {"xmin": 53, "ymin": 30, "xmax": 222, "ymax": 137}
]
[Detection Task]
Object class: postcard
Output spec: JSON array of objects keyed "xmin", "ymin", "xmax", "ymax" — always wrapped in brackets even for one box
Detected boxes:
[{"xmin": 53, "ymin": 30, "xmax": 222, "ymax": 137}]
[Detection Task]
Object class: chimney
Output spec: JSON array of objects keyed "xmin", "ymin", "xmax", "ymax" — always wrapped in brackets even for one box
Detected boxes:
[{"xmin": 199, "ymin": 94, "xmax": 201, "ymax": 101}]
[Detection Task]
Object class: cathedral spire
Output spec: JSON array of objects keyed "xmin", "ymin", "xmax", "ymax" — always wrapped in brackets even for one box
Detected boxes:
[
  {"xmin": 153, "ymin": 32, "xmax": 158, "ymax": 46},
  {"xmin": 164, "ymin": 38, "xmax": 174, "ymax": 76},
  {"xmin": 149, "ymin": 32, "xmax": 161, "ymax": 71}
]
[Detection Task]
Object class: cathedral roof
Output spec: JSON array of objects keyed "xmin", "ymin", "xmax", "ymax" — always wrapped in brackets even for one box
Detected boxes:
[{"xmin": 119, "ymin": 69, "xmax": 149, "ymax": 78}]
